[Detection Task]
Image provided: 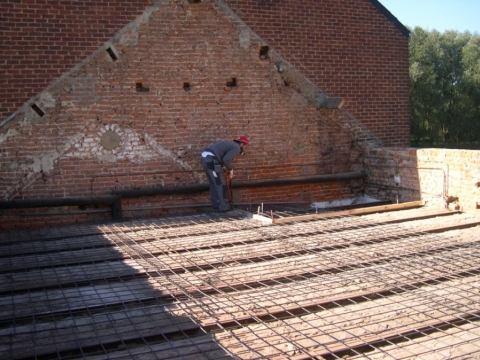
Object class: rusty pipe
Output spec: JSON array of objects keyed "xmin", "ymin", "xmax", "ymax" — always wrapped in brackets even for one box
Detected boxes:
[{"xmin": 112, "ymin": 172, "xmax": 364, "ymax": 198}]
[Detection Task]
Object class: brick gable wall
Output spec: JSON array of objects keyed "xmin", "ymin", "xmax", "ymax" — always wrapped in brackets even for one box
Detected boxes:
[
  {"xmin": 1, "ymin": 0, "xmax": 410, "ymax": 147},
  {"xmin": 0, "ymin": 0, "xmax": 367, "ymax": 228},
  {"xmin": 224, "ymin": 0, "xmax": 410, "ymax": 147}
]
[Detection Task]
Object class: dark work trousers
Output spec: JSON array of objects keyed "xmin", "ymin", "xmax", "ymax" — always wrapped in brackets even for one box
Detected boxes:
[{"xmin": 200, "ymin": 155, "xmax": 230, "ymax": 212}]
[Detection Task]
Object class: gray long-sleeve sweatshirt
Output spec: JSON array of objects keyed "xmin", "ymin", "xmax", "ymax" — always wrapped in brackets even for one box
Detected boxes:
[{"xmin": 205, "ymin": 141, "xmax": 241, "ymax": 170}]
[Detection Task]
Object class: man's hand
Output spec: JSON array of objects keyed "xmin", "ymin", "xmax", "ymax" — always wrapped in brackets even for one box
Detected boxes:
[{"xmin": 229, "ymin": 169, "xmax": 233, "ymax": 179}]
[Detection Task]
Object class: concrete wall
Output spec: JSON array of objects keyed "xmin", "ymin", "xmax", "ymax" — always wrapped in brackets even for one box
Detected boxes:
[
  {"xmin": 365, "ymin": 148, "xmax": 480, "ymax": 211},
  {"xmin": 0, "ymin": 0, "xmax": 370, "ymax": 229}
]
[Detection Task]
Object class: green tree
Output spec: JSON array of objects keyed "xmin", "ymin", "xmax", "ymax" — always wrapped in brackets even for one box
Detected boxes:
[
  {"xmin": 409, "ymin": 28, "xmax": 443, "ymax": 145},
  {"xmin": 461, "ymin": 33, "xmax": 480, "ymax": 141},
  {"xmin": 409, "ymin": 28, "xmax": 480, "ymax": 148}
]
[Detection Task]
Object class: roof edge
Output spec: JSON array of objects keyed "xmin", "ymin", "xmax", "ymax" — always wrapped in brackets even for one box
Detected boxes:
[{"xmin": 369, "ymin": 0, "xmax": 410, "ymax": 37}]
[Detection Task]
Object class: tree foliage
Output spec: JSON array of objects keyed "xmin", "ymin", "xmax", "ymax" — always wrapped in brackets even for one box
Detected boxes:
[{"xmin": 409, "ymin": 27, "xmax": 480, "ymax": 148}]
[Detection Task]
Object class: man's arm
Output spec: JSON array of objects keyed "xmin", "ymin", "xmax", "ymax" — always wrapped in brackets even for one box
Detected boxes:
[{"xmin": 221, "ymin": 146, "xmax": 241, "ymax": 170}]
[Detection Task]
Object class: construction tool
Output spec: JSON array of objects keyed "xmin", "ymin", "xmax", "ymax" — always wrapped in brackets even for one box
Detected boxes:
[{"xmin": 223, "ymin": 167, "xmax": 234, "ymax": 207}]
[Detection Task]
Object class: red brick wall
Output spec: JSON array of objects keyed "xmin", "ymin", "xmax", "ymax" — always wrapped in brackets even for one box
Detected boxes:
[
  {"xmin": 0, "ymin": 0, "xmax": 155, "ymax": 120},
  {"xmin": 224, "ymin": 0, "xmax": 410, "ymax": 147},
  {"xmin": 0, "ymin": 1, "xmax": 366, "ymax": 228},
  {"xmin": 1, "ymin": 0, "xmax": 409, "ymax": 147}
]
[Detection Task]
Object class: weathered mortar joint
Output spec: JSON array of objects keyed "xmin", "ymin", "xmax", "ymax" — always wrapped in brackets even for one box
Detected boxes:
[{"xmin": 22, "ymin": 91, "xmax": 57, "ymax": 124}]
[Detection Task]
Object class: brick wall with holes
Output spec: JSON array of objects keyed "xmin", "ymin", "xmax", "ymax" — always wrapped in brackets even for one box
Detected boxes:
[
  {"xmin": 0, "ymin": 0, "xmax": 156, "ymax": 120},
  {"xmin": 0, "ymin": 0, "xmax": 409, "ymax": 145},
  {"xmin": 364, "ymin": 148, "xmax": 480, "ymax": 211},
  {"xmin": 224, "ymin": 0, "xmax": 410, "ymax": 147},
  {"xmin": 1, "ymin": 0, "xmax": 409, "ymax": 228}
]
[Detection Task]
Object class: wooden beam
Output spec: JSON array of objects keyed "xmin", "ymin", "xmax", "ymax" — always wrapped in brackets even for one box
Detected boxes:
[{"xmin": 272, "ymin": 200, "xmax": 424, "ymax": 224}]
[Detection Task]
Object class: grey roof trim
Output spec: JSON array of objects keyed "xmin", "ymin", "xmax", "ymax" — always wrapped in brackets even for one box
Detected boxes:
[{"xmin": 369, "ymin": 0, "xmax": 410, "ymax": 37}]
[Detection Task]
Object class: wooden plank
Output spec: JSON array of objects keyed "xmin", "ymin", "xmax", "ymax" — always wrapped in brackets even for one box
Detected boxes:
[
  {"xmin": 0, "ymin": 226, "xmax": 105, "ymax": 244},
  {"xmin": 137, "ymin": 226, "xmax": 480, "ymax": 309},
  {"xmin": 198, "ymin": 267, "xmax": 480, "ymax": 329},
  {"xmin": 272, "ymin": 200, "xmax": 424, "ymax": 224},
  {"xmin": 4, "ymin": 253, "xmax": 480, "ymax": 360}
]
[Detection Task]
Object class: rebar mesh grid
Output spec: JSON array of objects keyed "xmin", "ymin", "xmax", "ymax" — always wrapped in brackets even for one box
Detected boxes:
[{"xmin": 1, "ymin": 208, "xmax": 480, "ymax": 359}]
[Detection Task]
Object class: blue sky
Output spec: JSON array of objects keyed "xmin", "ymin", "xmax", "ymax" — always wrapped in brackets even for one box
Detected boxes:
[{"xmin": 379, "ymin": 0, "xmax": 480, "ymax": 34}]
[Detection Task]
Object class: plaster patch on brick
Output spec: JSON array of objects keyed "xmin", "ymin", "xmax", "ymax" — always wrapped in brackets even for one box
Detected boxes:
[
  {"xmin": 101, "ymin": 130, "xmax": 121, "ymax": 150},
  {"xmin": 69, "ymin": 75, "xmax": 100, "ymax": 107},
  {"xmin": 287, "ymin": 92, "xmax": 309, "ymax": 108},
  {"xmin": 98, "ymin": 154, "xmax": 118, "ymax": 163},
  {"xmin": 20, "ymin": 92, "xmax": 56, "ymax": 122},
  {"xmin": 215, "ymin": 0, "xmax": 262, "ymax": 47},
  {"xmin": 62, "ymin": 124, "xmax": 199, "ymax": 173},
  {"xmin": 214, "ymin": 0, "xmax": 331, "ymax": 111},
  {"xmin": 337, "ymin": 109, "xmax": 383, "ymax": 148},
  {"xmin": 117, "ymin": 25, "xmax": 141, "ymax": 47},
  {"xmin": 34, "ymin": 133, "xmax": 86, "ymax": 175},
  {"xmin": 292, "ymin": 143, "xmax": 306, "ymax": 156},
  {"xmin": 144, "ymin": 134, "xmax": 202, "ymax": 182},
  {"xmin": 65, "ymin": 124, "xmax": 159, "ymax": 164},
  {"xmin": 3, "ymin": 133, "xmax": 85, "ymax": 200},
  {"xmin": 0, "ymin": 129, "xmax": 18, "ymax": 146},
  {"xmin": 238, "ymin": 28, "xmax": 251, "ymax": 49},
  {"xmin": 115, "ymin": 0, "xmax": 171, "ymax": 47},
  {"xmin": 36, "ymin": 91, "xmax": 56, "ymax": 109}
]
